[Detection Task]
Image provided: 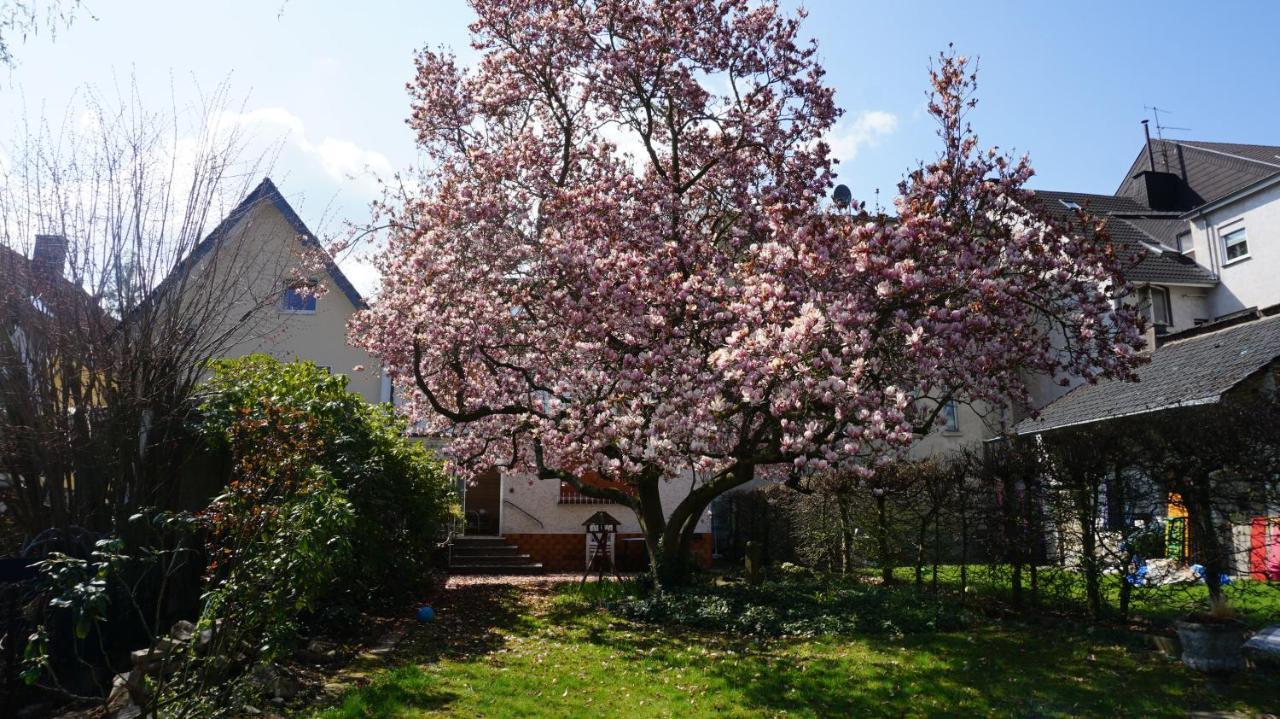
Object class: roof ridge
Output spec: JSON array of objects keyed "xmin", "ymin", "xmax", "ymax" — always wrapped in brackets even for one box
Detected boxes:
[
  {"xmin": 1169, "ymin": 141, "xmax": 1280, "ymax": 170},
  {"xmin": 1161, "ymin": 307, "xmax": 1280, "ymax": 346}
]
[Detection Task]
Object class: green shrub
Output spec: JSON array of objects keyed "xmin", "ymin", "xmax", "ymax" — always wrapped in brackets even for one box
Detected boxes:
[
  {"xmin": 602, "ymin": 576, "xmax": 968, "ymax": 638},
  {"xmin": 198, "ymin": 355, "xmax": 458, "ymax": 601}
]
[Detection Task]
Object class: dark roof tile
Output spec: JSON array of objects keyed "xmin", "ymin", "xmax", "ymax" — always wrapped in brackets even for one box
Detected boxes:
[
  {"xmin": 1015, "ymin": 311, "xmax": 1280, "ymax": 434},
  {"xmin": 1116, "ymin": 139, "xmax": 1280, "ymax": 208}
]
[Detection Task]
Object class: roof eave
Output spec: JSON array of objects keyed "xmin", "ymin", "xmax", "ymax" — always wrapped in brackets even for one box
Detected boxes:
[{"xmin": 1013, "ymin": 394, "xmax": 1223, "ymax": 436}]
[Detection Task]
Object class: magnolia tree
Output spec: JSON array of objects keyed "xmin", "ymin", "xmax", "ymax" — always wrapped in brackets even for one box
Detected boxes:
[{"xmin": 354, "ymin": 0, "xmax": 1143, "ymax": 585}]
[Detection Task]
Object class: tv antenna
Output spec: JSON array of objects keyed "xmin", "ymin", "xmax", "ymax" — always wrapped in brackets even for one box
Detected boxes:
[
  {"xmin": 1143, "ymin": 106, "xmax": 1191, "ymax": 140},
  {"xmin": 1143, "ymin": 106, "xmax": 1191, "ymax": 171}
]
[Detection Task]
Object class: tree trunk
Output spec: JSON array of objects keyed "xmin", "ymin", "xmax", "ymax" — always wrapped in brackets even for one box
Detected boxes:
[
  {"xmin": 914, "ymin": 517, "xmax": 927, "ymax": 588},
  {"xmin": 875, "ymin": 492, "xmax": 892, "ymax": 584},
  {"xmin": 931, "ymin": 510, "xmax": 941, "ymax": 592},
  {"xmin": 838, "ymin": 495, "xmax": 855, "ymax": 574},
  {"xmin": 1185, "ymin": 481, "xmax": 1227, "ymax": 604},
  {"xmin": 958, "ymin": 497, "xmax": 969, "ymax": 599}
]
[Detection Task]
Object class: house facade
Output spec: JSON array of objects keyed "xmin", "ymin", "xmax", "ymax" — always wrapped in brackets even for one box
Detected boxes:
[
  {"xmin": 178, "ymin": 178, "xmax": 389, "ymax": 403},
  {"xmin": 458, "ymin": 467, "xmax": 713, "ymax": 572},
  {"xmin": 1013, "ymin": 137, "xmax": 1280, "ymax": 578}
]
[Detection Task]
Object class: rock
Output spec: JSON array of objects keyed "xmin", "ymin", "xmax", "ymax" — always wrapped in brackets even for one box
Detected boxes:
[
  {"xmin": 1243, "ymin": 624, "xmax": 1280, "ymax": 670},
  {"xmin": 130, "ymin": 648, "xmax": 157, "ymax": 670},
  {"xmin": 113, "ymin": 704, "xmax": 142, "ymax": 719},
  {"xmin": 170, "ymin": 619, "xmax": 196, "ymax": 642},
  {"xmin": 108, "ymin": 672, "xmax": 132, "ymax": 710},
  {"xmin": 294, "ymin": 638, "xmax": 339, "ymax": 664},
  {"xmin": 248, "ymin": 664, "xmax": 301, "ymax": 701},
  {"xmin": 154, "ymin": 636, "xmax": 187, "ymax": 655},
  {"xmin": 124, "ymin": 668, "xmax": 150, "ymax": 705},
  {"xmin": 196, "ymin": 627, "xmax": 214, "ymax": 654}
]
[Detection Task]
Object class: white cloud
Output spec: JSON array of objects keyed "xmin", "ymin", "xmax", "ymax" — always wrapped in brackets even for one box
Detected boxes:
[
  {"xmin": 217, "ymin": 107, "xmax": 393, "ymax": 194},
  {"xmin": 337, "ymin": 251, "xmax": 382, "ymax": 299},
  {"xmin": 825, "ymin": 110, "xmax": 899, "ymax": 166}
]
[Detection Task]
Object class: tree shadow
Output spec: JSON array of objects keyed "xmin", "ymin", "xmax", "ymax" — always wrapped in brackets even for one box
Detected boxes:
[
  {"xmin": 319, "ymin": 666, "xmax": 457, "ymax": 718},
  {"xmin": 395, "ymin": 579, "xmax": 534, "ymax": 664},
  {"xmin": 568, "ymin": 616, "xmax": 1280, "ymax": 718}
]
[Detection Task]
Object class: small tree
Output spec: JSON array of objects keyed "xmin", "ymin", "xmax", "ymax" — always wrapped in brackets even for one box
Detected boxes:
[
  {"xmin": 1038, "ymin": 424, "xmax": 1129, "ymax": 619},
  {"xmin": 0, "ymin": 83, "xmax": 287, "ymax": 540},
  {"xmin": 1125, "ymin": 398, "xmax": 1280, "ymax": 606},
  {"xmin": 356, "ymin": 1, "xmax": 1142, "ymax": 587}
]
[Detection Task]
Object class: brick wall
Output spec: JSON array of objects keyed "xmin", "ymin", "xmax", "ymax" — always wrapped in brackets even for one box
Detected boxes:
[{"xmin": 505, "ymin": 532, "xmax": 712, "ymax": 572}]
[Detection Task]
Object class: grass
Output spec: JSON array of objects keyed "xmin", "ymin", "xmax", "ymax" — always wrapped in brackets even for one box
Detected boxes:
[
  {"xmin": 872, "ymin": 563, "xmax": 1280, "ymax": 628},
  {"xmin": 302, "ymin": 575, "xmax": 1280, "ymax": 719}
]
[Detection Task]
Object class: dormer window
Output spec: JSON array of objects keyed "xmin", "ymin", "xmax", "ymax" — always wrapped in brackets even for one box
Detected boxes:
[
  {"xmin": 1143, "ymin": 286, "xmax": 1171, "ymax": 329},
  {"xmin": 281, "ymin": 281, "xmax": 318, "ymax": 313},
  {"xmin": 1058, "ymin": 199, "xmax": 1081, "ymax": 211},
  {"xmin": 1176, "ymin": 231, "xmax": 1194, "ymax": 258}
]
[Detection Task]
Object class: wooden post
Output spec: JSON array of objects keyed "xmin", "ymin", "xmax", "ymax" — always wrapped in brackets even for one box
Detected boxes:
[{"xmin": 745, "ymin": 540, "xmax": 763, "ymax": 585}]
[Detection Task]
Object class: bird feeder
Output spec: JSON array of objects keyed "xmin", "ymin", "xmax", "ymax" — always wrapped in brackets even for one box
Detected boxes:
[{"xmin": 581, "ymin": 510, "xmax": 622, "ymax": 584}]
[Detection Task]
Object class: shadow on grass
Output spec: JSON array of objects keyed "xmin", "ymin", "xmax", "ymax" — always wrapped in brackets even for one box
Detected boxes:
[
  {"xmin": 563, "ymin": 605, "xmax": 1280, "ymax": 718},
  {"xmin": 317, "ymin": 666, "xmax": 457, "ymax": 718},
  {"xmin": 397, "ymin": 579, "xmax": 533, "ymax": 664}
]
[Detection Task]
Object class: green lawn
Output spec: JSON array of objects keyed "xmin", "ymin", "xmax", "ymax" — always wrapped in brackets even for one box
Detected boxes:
[
  {"xmin": 873, "ymin": 564, "xmax": 1280, "ymax": 628},
  {"xmin": 303, "ymin": 577, "xmax": 1280, "ymax": 719}
]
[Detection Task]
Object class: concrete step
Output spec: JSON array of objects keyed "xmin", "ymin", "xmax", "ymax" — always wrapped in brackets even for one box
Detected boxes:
[
  {"xmin": 450, "ymin": 544, "xmax": 523, "ymax": 557},
  {"xmin": 450, "ymin": 553, "xmax": 536, "ymax": 566},
  {"xmin": 448, "ymin": 536, "xmax": 544, "ymax": 575},
  {"xmin": 449, "ymin": 562, "xmax": 545, "ymax": 575}
]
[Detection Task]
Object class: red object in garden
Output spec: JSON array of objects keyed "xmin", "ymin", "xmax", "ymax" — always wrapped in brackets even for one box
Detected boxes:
[{"xmin": 1249, "ymin": 517, "xmax": 1280, "ymax": 581}]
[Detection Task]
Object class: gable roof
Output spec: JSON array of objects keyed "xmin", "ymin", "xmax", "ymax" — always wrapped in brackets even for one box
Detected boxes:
[
  {"xmin": 1014, "ymin": 308, "xmax": 1280, "ymax": 435},
  {"xmin": 177, "ymin": 178, "xmax": 366, "ymax": 310},
  {"xmin": 1115, "ymin": 139, "xmax": 1280, "ymax": 209},
  {"xmin": 1031, "ymin": 190, "xmax": 1217, "ymax": 286},
  {"xmin": 0, "ymin": 242, "xmax": 105, "ymax": 327}
]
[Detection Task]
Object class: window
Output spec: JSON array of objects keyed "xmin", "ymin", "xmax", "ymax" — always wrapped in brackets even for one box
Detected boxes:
[
  {"xmin": 1146, "ymin": 286, "xmax": 1171, "ymax": 327},
  {"xmin": 281, "ymin": 282, "xmax": 317, "ymax": 313},
  {"xmin": 1222, "ymin": 227, "xmax": 1249, "ymax": 263},
  {"xmin": 1058, "ymin": 199, "xmax": 1081, "ymax": 211},
  {"xmin": 941, "ymin": 400, "xmax": 960, "ymax": 433},
  {"xmin": 1176, "ymin": 231, "xmax": 1193, "ymax": 257}
]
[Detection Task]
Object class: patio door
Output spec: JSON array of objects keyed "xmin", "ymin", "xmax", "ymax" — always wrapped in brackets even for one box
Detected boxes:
[{"xmin": 464, "ymin": 468, "xmax": 502, "ymax": 535}]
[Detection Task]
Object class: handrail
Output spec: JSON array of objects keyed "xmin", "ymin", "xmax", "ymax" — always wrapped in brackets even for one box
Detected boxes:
[{"xmin": 503, "ymin": 499, "xmax": 545, "ymax": 529}]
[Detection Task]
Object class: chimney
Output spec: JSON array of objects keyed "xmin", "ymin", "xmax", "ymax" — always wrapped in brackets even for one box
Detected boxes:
[
  {"xmin": 1134, "ymin": 170, "xmax": 1184, "ymax": 211},
  {"xmin": 32, "ymin": 234, "xmax": 67, "ymax": 280},
  {"xmin": 1142, "ymin": 119, "xmax": 1156, "ymax": 172}
]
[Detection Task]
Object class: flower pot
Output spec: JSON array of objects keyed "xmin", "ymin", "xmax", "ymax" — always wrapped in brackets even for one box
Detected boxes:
[{"xmin": 1175, "ymin": 618, "xmax": 1245, "ymax": 675}]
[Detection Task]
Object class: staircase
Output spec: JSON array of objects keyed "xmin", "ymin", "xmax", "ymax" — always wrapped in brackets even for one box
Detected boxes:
[{"xmin": 449, "ymin": 535, "xmax": 544, "ymax": 575}]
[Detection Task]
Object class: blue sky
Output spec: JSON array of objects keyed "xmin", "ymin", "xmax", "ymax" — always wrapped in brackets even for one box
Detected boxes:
[{"xmin": 3, "ymin": 1, "xmax": 1279, "ymax": 295}]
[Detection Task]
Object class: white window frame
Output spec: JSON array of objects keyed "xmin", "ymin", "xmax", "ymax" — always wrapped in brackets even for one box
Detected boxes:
[
  {"xmin": 1176, "ymin": 231, "xmax": 1194, "ymax": 258},
  {"xmin": 1058, "ymin": 199, "xmax": 1081, "ymax": 211},
  {"xmin": 1145, "ymin": 286, "xmax": 1172, "ymax": 327},
  {"xmin": 280, "ymin": 281, "xmax": 319, "ymax": 314},
  {"xmin": 1220, "ymin": 225, "xmax": 1249, "ymax": 266},
  {"xmin": 941, "ymin": 400, "xmax": 961, "ymax": 434}
]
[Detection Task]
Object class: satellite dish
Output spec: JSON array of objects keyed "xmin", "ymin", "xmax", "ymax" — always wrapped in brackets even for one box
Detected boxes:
[{"xmin": 832, "ymin": 184, "xmax": 852, "ymax": 208}]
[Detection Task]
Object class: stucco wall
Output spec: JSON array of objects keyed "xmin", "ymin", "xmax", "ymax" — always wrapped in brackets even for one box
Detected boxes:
[
  {"xmin": 1166, "ymin": 286, "xmax": 1210, "ymax": 333},
  {"xmin": 1188, "ymin": 182, "xmax": 1280, "ymax": 319},
  {"xmin": 186, "ymin": 200, "xmax": 385, "ymax": 403},
  {"xmin": 499, "ymin": 471, "xmax": 713, "ymax": 535},
  {"xmin": 908, "ymin": 399, "xmax": 1003, "ymax": 460}
]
